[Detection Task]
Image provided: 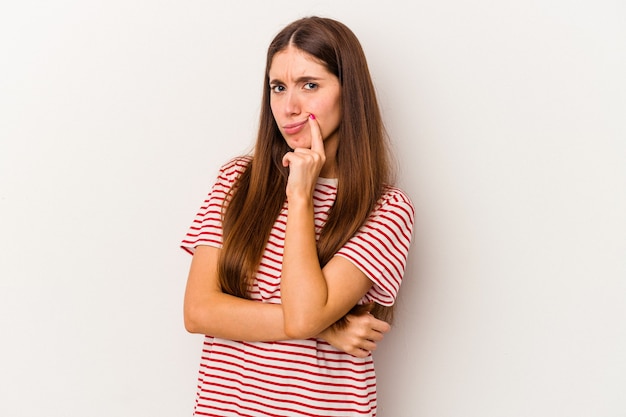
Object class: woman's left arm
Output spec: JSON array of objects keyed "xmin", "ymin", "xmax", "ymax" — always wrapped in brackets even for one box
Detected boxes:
[
  {"xmin": 318, "ymin": 306, "xmax": 390, "ymax": 358},
  {"xmin": 281, "ymin": 117, "xmax": 388, "ymax": 339},
  {"xmin": 282, "ymin": 217, "xmax": 373, "ymax": 339}
]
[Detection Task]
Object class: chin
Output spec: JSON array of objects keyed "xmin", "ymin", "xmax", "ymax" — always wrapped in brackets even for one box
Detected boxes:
[{"xmin": 285, "ymin": 137, "xmax": 311, "ymax": 150}]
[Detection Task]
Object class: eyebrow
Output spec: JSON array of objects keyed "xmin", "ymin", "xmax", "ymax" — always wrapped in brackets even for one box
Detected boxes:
[{"xmin": 268, "ymin": 76, "xmax": 324, "ymax": 85}]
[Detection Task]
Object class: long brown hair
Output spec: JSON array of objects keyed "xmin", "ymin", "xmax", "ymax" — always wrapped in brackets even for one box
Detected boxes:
[{"xmin": 218, "ymin": 16, "xmax": 395, "ymax": 322}]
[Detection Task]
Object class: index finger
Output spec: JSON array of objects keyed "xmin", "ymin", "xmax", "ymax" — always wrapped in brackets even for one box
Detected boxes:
[{"xmin": 308, "ymin": 114, "xmax": 325, "ymax": 156}]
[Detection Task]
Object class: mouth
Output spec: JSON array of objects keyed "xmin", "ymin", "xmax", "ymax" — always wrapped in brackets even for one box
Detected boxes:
[{"xmin": 282, "ymin": 119, "xmax": 308, "ymax": 135}]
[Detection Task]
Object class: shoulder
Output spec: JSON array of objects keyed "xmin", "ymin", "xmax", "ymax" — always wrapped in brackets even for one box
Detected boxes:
[
  {"xmin": 376, "ymin": 185, "xmax": 415, "ymax": 220},
  {"xmin": 216, "ymin": 155, "xmax": 252, "ymax": 183},
  {"xmin": 219, "ymin": 155, "xmax": 252, "ymax": 175}
]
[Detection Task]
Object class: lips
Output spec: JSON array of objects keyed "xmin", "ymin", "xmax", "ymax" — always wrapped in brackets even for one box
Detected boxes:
[{"xmin": 282, "ymin": 119, "xmax": 308, "ymax": 135}]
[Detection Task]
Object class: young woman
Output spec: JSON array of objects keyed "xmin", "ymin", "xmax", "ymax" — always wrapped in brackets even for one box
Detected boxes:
[{"xmin": 181, "ymin": 16, "xmax": 414, "ymax": 416}]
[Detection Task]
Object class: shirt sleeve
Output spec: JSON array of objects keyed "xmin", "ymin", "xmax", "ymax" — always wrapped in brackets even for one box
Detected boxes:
[
  {"xmin": 180, "ymin": 157, "xmax": 250, "ymax": 255},
  {"xmin": 334, "ymin": 187, "xmax": 415, "ymax": 306}
]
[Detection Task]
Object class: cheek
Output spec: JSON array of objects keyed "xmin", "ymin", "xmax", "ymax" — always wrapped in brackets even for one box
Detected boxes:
[
  {"xmin": 313, "ymin": 96, "xmax": 339, "ymax": 118},
  {"xmin": 325, "ymin": 98, "xmax": 342, "ymax": 125}
]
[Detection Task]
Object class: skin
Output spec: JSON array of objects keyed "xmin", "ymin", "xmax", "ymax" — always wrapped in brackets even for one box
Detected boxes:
[
  {"xmin": 272, "ymin": 45, "xmax": 385, "ymax": 339},
  {"xmin": 183, "ymin": 45, "xmax": 390, "ymax": 357},
  {"xmin": 270, "ymin": 45, "xmax": 341, "ymax": 178}
]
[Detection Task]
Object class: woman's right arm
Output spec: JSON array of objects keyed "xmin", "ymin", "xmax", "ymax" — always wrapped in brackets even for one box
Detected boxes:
[
  {"xmin": 184, "ymin": 245, "xmax": 390, "ymax": 351},
  {"xmin": 184, "ymin": 245, "xmax": 287, "ymax": 341}
]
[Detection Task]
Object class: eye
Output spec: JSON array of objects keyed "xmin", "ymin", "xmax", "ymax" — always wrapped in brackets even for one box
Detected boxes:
[
  {"xmin": 303, "ymin": 82, "xmax": 318, "ymax": 90},
  {"xmin": 270, "ymin": 84, "xmax": 285, "ymax": 93}
]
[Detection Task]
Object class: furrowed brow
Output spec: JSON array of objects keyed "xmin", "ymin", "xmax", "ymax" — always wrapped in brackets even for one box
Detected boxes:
[{"xmin": 269, "ymin": 76, "xmax": 323, "ymax": 85}]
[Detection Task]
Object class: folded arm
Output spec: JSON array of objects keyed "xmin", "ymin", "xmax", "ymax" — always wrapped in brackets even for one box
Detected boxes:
[
  {"xmin": 184, "ymin": 245, "xmax": 286, "ymax": 341},
  {"xmin": 280, "ymin": 197, "xmax": 374, "ymax": 339},
  {"xmin": 184, "ymin": 245, "xmax": 388, "ymax": 354},
  {"xmin": 279, "ymin": 117, "xmax": 378, "ymax": 339}
]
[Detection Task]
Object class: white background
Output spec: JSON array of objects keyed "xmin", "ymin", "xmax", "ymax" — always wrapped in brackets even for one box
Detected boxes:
[{"xmin": 1, "ymin": 1, "xmax": 625, "ymax": 416}]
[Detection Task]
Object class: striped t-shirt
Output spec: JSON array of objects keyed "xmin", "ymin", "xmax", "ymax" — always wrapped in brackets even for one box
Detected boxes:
[{"xmin": 181, "ymin": 156, "xmax": 414, "ymax": 416}]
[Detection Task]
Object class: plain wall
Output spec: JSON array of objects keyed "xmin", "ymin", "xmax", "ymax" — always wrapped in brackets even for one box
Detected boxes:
[{"xmin": 1, "ymin": 1, "xmax": 624, "ymax": 416}]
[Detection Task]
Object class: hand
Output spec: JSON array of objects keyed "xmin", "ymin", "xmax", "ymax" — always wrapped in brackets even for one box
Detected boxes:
[
  {"xmin": 319, "ymin": 307, "xmax": 391, "ymax": 358},
  {"xmin": 281, "ymin": 114, "xmax": 326, "ymax": 199}
]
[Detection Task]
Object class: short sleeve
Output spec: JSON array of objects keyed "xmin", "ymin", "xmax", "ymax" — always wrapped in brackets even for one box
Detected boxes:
[
  {"xmin": 334, "ymin": 187, "xmax": 415, "ymax": 306},
  {"xmin": 180, "ymin": 157, "xmax": 250, "ymax": 255}
]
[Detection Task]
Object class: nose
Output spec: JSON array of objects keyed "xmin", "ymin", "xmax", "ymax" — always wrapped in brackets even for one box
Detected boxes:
[{"xmin": 284, "ymin": 90, "xmax": 301, "ymax": 116}]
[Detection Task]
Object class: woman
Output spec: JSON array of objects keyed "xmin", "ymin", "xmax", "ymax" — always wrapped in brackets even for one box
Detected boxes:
[{"xmin": 181, "ymin": 16, "xmax": 414, "ymax": 416}]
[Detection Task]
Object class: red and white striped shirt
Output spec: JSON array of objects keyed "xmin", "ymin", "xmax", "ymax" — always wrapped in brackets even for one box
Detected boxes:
[{"xmin": 182, "ymin": 157, "xmax": 414, "ymax": 416}]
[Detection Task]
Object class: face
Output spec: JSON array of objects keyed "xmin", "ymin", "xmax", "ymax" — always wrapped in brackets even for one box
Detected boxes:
[{"xmin": 268, "ymin": 46, "xmax": 342, "ymax": 151}]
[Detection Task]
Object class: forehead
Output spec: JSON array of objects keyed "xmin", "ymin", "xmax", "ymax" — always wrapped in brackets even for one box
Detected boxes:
[{"xmin": 268, "ymin": 46, "xmax": 330, "ymax": 78}]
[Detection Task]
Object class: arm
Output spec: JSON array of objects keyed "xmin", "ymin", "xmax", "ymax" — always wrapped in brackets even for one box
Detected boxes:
[
  {"xmin": 183, "ymin": 245, "xmax": 286, "ymax": 341},
  {"xmin": 282, "ymin": 212, "xmax": 374, "ymax": 338},
  {"xmin": 280, "ymin": 116, "xmax": 375, "ymax": 338},
  {"xmin": 184, "ymin": 245, "xmax": 390, "ymax": 352}
]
